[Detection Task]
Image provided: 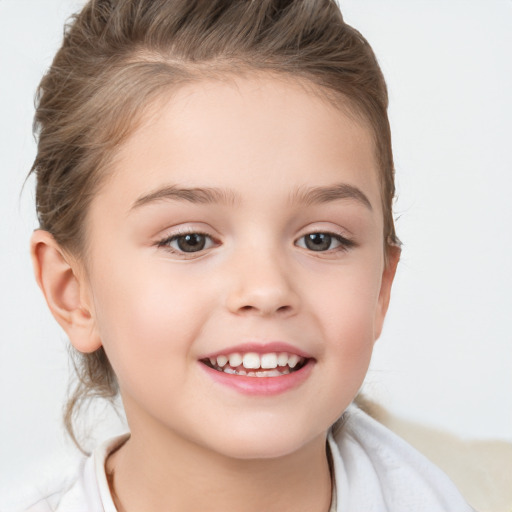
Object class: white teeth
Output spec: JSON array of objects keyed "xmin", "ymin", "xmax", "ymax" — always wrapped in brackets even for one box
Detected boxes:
[
  {"xmin": 229, "ymin": 353, "xmax": 243, "ymax": 367},
  {"xmin": 216, "ymin": 355, "xmax": 228, "ymax": 367},
  {"xmin": 261, "ymin": 353, "xmax": 278, "ymax": 369},
  {"xmin": 277, "ymin": 352, "xmax": 288, "ymax": 367},
  {"xmin": 288, "ymin": 354, "xmax": 300, "ymax": 368},
  {"xmin": 207, "ymin": 350, "xmax": 306, "ymax": 375},
  {"xmin": 243, "ymin": 352, "xmax": 261, "ymax": 369},
  {"xmin": 214, "ymin": 366, "xmax": 293, "ymax": 377},
  {"xmin": 255, "ymin": 369, "xmax": 286, "ymax": 377}
]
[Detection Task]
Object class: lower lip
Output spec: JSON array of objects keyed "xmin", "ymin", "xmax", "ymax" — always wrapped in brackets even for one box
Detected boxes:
[{"xmin": 199, "ymin": 360, "xmax": 314, "ymax": 396}]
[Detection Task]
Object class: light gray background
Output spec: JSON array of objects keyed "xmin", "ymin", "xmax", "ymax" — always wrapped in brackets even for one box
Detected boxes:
[{"xmin": 1, "ymin": 0, "xmax": 511, "ymax": 491}]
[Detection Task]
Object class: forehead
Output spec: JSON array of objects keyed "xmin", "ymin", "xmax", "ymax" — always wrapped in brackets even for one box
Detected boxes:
[{"xmin": 95, "ymin": 73, "xmax": 381, "ymax": 216}]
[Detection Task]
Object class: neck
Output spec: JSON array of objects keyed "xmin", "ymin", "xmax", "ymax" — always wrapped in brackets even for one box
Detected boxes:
[{"xmin": 106, "ymin": 422, "xmax": 333, "ymax": 512}]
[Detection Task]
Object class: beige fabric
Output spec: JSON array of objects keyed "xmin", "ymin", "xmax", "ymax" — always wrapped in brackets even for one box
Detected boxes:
[{"xmin": 357, "ymin": 399, "xmax": 512, "ymax": 512}]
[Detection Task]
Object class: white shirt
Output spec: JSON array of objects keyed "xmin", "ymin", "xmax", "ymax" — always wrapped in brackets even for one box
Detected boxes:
[{"xmin": 7, "ymin": 405, "xmax": 475, "ymax": 512}]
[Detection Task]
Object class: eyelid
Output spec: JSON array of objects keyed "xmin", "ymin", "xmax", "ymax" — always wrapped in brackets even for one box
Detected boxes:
[
  {"xmin": 294, "ymin": 229, "xmax": 356, "ymax": 252},
  {"xmin": 155, "ymin": 222, "xmax": 218, "ymax": 243},
  {"xmin": 156, "ymin": 227, "xmax": 219, "ymax": 257}
]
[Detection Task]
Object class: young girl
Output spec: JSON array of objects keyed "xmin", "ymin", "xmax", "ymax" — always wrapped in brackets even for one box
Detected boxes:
[{"xmin": 17, "ymin": 0, "xmax": 475, "ymax": 510}]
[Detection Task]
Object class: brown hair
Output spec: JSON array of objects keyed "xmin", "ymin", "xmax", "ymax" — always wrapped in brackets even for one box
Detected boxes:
[{"xmin": 30, "ymin": 0, "xmax": 398, "ymax": 451}]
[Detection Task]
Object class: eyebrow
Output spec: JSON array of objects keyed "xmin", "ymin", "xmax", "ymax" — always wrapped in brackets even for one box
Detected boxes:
[
  {"xmin": 289, "ymin": 183, "xmax": 373, "ymax": 210},
  {"xmin": 130, "ymin": 182, "xmax": 372, "ymax": 211},
  {"xmin": 131, "ymin": 185, "xmax": 239, "ymax": 210}
]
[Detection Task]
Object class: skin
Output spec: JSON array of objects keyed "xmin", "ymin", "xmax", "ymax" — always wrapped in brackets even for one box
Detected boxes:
[{"xmin": 31, "ymin": 73, "xmax": 400, "ymax": 512}]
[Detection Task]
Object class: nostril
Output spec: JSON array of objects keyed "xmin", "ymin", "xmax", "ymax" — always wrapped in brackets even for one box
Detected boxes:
[
  {"xmin": 228, "ymin": 286, "xmax": 300, "ymax": 317},
  {"xmin": 237, "ymin": 304, "xmax": 293, "ymax": 315}
]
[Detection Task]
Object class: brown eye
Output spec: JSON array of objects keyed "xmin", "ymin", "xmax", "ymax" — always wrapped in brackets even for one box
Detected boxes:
[
  {"xmin": 304, "ymin": 233, "xmax": 332, "ymax": 251},
  {"xmin": 175, "ymin": 233, "xmax": 207, "ymax": 252},
  {"xmin": 159, "ymin": 232, "xmax": 215, "ymax": 254},
  {"xmin": 296, "ymin": 232, "xmax": 354, "ymax": 253}
]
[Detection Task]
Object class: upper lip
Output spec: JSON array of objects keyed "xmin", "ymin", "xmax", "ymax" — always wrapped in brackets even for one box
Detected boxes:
[{"xmin": 200, "ymin": 342, "xmax": 313, "ymax": 360}]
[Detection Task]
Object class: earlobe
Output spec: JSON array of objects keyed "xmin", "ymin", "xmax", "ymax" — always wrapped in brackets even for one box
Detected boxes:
[
  {"xmin": 374, "ymin": 245, "xmax": 401, "ymax": 340},
  {"xmin": 30, "ymin": 230, "xmax": 102, "ymax": 353}
]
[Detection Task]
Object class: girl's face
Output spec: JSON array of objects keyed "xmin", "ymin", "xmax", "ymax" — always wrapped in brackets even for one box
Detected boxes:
[{"xmin": 80, "ymin": 74, "xmax": 397, "ymax": 459}]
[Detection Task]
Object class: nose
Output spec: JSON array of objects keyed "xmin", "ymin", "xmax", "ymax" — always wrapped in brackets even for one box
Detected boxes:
[{"xmin": 224, "ymin": 248, "xmax": 300, "ymax": 318}]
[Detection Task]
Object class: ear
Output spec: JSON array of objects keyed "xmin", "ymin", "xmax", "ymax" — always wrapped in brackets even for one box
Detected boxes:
[
  {"xmin": 30, "ymin": 229, "xmax": 102, "ymax": 353},
  {"xmin": 374, "ymin": 245, "xmax": 401, "ymax": 341}
]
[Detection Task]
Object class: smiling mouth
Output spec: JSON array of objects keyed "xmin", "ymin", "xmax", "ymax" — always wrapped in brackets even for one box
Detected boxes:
[{"xmin": 201, "ymin": 351, "xmax": 308, "ymax": 377}]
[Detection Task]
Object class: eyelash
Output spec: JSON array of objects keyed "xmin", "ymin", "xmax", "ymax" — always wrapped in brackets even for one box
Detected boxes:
[
  {"xmin": 295, "ymin": 231, "xmax": 355, "ymax": 253},
  {"xmin": 156, "ymin": 230, "xmax": 217, "ymax": 257},
  {"xmin": 156, "ymin": 230, "xmax": 355, "ymax": 257}
]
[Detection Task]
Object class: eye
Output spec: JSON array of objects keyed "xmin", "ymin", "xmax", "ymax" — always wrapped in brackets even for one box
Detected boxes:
[
  {"xmin": 296, "ymin": 232, "xmax": 353, "ymax": 252},
  {"xmin": 158, "ymin": 232, "xmax": 215, "ymax": 253}
]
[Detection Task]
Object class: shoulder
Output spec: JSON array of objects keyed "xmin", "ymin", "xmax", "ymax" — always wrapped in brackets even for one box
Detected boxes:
[
  {"xmin": 1, "ymin": 457, "xmax": 87, "ymax": 512},
  {"xmin": 329, "ymin": 404, "xmax": 476, "ymax": 512},
  {"xmin": 2, "ymin": 434, "xmax": 128, "ymax": 512}
]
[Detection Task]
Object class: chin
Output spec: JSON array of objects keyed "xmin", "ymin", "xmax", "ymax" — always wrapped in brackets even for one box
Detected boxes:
[{"xmin": 204, "ymin": 423, "xmax": 325, "ymax": 461}]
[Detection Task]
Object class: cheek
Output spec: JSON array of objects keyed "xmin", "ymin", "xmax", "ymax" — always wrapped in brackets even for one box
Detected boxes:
[
  {"xmin": 309, "ymin": 257, "xmax": 383, "ymax": 338},
  {"xmin": 88, "ymin": 256, "xmax": 212, "ymax": 382},
  {"xmin": 316, "ymin": 292, "xmax": 376, "ymax": 423},
  {"xmin": 322, "ymin": 301, "xmax": 375, "ymax": 378},
  {"xmin": 306, "ymin": 256, "xmax": 382, "ymax": 393}
]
